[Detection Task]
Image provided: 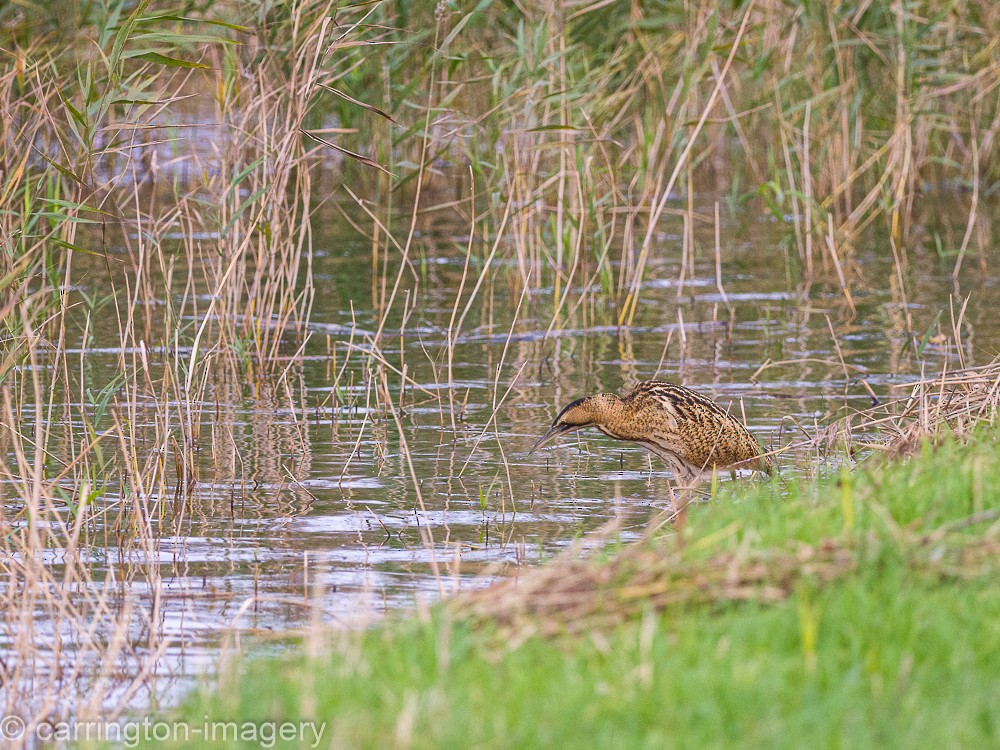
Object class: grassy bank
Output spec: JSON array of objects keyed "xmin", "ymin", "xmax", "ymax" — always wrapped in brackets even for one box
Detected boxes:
[{"xmin": 143, "ymin": 429, "xmax": 1000, "ymax": 749}]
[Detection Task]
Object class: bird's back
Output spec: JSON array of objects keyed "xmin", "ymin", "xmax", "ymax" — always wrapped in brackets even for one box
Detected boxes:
[{"xmin": 614, "ymin": 380, "xmax": 766, "ymax": 475}]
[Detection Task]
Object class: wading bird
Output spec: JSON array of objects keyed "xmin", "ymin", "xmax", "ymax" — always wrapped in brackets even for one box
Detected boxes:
[{"xmin": 531, "ymin": 380, "xmax": 772, "ymax": 483}]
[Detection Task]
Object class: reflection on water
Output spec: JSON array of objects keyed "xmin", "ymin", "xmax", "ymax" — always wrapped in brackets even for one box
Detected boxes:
[{"xmin": 10, "ymin": 185, "xmax": 998, "ymax": 708}]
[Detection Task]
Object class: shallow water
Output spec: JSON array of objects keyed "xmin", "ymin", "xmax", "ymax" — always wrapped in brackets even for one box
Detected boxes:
[{"xmin": 10, "ymin": 182, "xmax": 1000, "ymax": 708}]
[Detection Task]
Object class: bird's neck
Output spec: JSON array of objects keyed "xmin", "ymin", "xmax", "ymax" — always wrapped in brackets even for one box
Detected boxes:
[{"xmin": 591, "ymin": 395, "xmax": 636, "ymax": 440}]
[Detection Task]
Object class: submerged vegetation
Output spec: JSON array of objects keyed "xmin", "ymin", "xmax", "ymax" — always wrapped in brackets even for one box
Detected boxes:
[{"xmin": 2, "ymin": 0, "xmax": 1000, "ymax": 741}]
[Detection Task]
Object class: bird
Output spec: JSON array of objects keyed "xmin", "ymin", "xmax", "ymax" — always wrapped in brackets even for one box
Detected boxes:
[{"xmin": 530, "ymin": 380, "xmax": 772, "ymax": 483}]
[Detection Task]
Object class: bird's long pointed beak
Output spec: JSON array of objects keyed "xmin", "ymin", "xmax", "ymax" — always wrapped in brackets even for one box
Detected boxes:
[{"xmin": 529, "ymin": 423, "xmax": 574, "ymax": 454}]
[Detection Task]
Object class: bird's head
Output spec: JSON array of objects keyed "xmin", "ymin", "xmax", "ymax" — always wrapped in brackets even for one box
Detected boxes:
[{"xmin": 530, "ymin": 394, "xmax": 617, "ymax": 453}]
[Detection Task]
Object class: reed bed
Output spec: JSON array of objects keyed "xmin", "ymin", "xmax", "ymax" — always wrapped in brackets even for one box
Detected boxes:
[
  {"xmin": 354, "ymin": 0, "xmax": 1000, "ymax": 322},
  {"xmin": 2, "ymin": 0, "xmax": 1000, "ymax": 740},
  {"xmin": 804, "ymin": 355, "xmax": 1000, "ymax": 459},
  {"xmin": 0, "ymin": 0, "xmax": 350, "ymax": 731}
]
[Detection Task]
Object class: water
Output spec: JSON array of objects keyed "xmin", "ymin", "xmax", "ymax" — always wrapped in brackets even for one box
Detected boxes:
[{"xmin": 9, "ymin": 182, "xmax": 999, "ymax": 711}]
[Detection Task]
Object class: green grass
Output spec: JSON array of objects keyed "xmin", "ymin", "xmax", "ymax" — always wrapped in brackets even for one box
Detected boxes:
[{"xmin": 145, "ymin": 435, "xmax": 1000, "ymax": 750}]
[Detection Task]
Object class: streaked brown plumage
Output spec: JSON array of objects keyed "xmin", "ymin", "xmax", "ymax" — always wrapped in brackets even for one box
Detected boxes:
[{"xmin": 531, "ymin": 380, "xmax": 771, "ymax": 482}]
